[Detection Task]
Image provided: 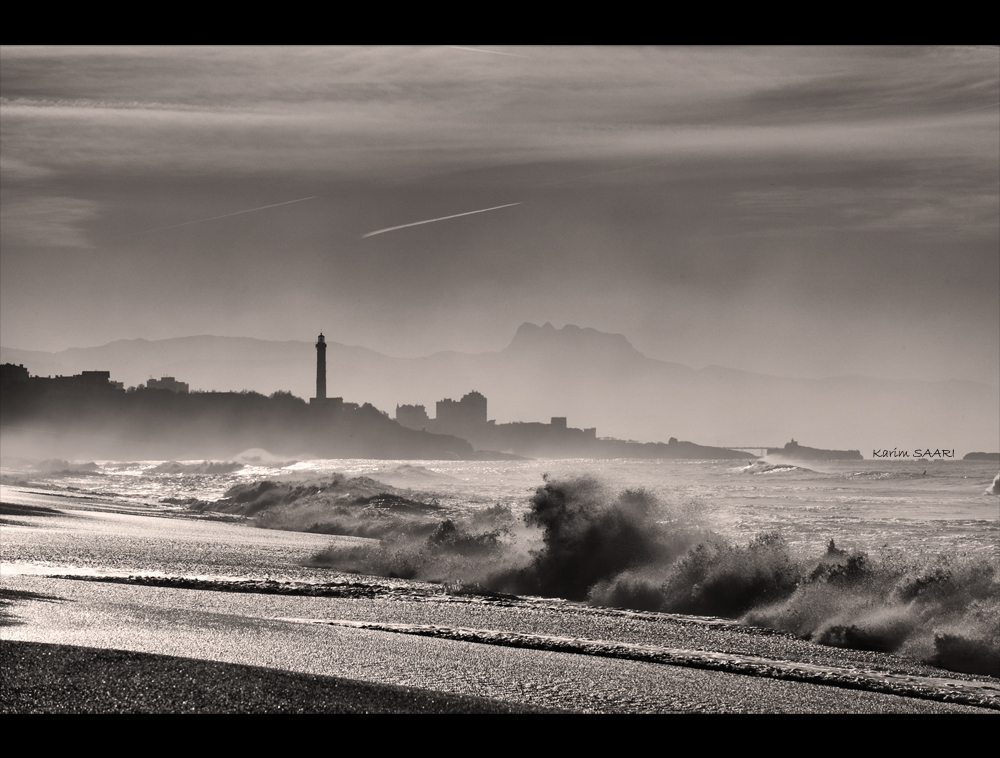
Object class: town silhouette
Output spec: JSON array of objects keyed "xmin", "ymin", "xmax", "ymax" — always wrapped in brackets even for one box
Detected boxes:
[{"xmin": 2, "ymin": 332, "xmax": 767, "ymax": 461}]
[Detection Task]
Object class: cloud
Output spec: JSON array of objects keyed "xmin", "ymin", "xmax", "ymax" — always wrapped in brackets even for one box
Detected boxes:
[
  {"xmin": 0, "ymin": 196, "xmax": 101, "ymax": 248},
  {"xmin": 444, "ymin": 46, "xmax": 529, "ymax": 58},
  {"xmin": 0, "ymin": 155, "xmax": 57, "ymax": 180},
  {"xmin": 0, "ymin": 47, "xmax": 995, "ymax": 182},
  {"xmin": 732, "ymin": 180, "xmax": 1000, "ymax": 238}
]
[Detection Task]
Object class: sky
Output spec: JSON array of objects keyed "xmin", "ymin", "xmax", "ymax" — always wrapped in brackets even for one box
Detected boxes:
[{"xmin": 2, "ymin": 45, "xmax": 998, "ymax": 386}]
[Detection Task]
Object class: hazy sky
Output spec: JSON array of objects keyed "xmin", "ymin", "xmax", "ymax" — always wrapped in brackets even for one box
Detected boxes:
[{"xmin": 2, "ymin": 46, "xmax": 998, "ymax": 385}]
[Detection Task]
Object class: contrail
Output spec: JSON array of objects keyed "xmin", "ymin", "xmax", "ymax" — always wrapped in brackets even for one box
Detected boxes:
[
  {"xmin": 123, "ymin": 196, "xmax": 319, "ymax": 237},
  {"xmin": 360, "ymin": 203, "xmax": 523, "ymax": 238},
  {"xmin": 444, "ymin": 46, "xmax": 528, "ymax": 58},
  {"xmin": 359, "ymin": 162, "xmax": 660, "ymax": 240}
]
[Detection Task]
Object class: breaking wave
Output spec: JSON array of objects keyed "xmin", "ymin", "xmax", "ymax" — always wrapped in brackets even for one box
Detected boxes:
[
  {"xmin": 299, "ymin": 474, "xmax": 1000, "ymax": 677},
  {"xmin": 147, "ymin": 460, "xmax": 245, "ymax": 475},
  {"xmin": 741, "ymin": 461, "xmax": 814, "ymax": 475},
  {"xmin": 843, "ymin": 470, "xmax": 937, "ymax": 481},
  {"xmin": 358, "ymin": 464, "xmax": 459, "ymax": 488},
  {"xmin": 193, "ymin": 474, "xmax": 444, "ymax": 539},
  {"xmin": 32, "ymin": 459, "xmax": 101, "ymax": 474},
  {"xmin": 742, "ymin": 543, "xmax": 1000, "ymax": 677},
  {"xmin": 233, "ymin": 448, "xmax": 298, "ymax": 467}
]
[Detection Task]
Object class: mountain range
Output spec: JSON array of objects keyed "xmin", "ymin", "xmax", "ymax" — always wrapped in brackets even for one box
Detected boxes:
[{"xmin": 3, "ymin": 323, "xmax": 997, "ymax": 454}]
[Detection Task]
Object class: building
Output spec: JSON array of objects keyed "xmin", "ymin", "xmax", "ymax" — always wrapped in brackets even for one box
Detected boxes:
[
  {"xmin": 435, "ymin": 390, "xmax": 487, "ymax": 437},
  {"xmin": 0, "ymin": 364, "xmax": 124, "ymax": 395},
  {"xmin": 0, "ymin": 363, "xmax": 30, "ymax": 386},
  {"xmin": 146, "ymin": 376, "xmax": 189, "ymax": 393},
  {"xmin": 396, "ymin": 404, "xmax": 430, "ymax": 429}
]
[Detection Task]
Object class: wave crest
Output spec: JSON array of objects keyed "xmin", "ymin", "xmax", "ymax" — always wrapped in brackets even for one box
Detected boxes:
[{"xmin": 289, "ymin": 474, "xmax": 1000, "ymax": 677}]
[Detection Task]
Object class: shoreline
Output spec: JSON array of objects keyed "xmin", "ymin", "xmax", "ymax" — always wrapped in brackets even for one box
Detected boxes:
[
  {"xmin": 2, "ymin": 486, "xmax": 999, "ymax": 713},
  {"xmin": 4, "ymin": 567, "xmax": 999, "ymax": 713},
  {"xmin": 4, "ymin": 572, "xmax": 997, "ymax": 714}
]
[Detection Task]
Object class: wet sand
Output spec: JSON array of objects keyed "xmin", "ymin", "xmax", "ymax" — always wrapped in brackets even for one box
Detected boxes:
[
  {"xmin": 1, "ymin": 639, "xmax": 554, "ymax": 714},
  {"xmin": 2, "ymin": 486, "xmax": 998, "ymax": 714}
]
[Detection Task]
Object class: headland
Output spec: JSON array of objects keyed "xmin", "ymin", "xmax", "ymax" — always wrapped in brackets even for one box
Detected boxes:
[{"xmin": 767, "ymin": 438, "xmax": 863, "ymax": 461}]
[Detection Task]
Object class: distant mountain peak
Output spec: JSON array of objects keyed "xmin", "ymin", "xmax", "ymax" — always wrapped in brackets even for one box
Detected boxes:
[{"xmin": 505, "ymin": 322, "xmax": 644, "ymax": 361}]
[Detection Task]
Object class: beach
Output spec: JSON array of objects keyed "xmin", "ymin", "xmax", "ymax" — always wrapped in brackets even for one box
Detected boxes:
[
  {"xmin": 4, "ymin": 45, "xmax": 998, "ymax": 715},
  {"xmin": 2, "ymin": 484, "xmax": 998, "ymax": 714}
]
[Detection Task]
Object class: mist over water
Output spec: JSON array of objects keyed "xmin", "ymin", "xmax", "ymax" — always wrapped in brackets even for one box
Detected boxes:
[{"xmin": 2, "ymin": 455, "xmax": 997, "ymax": 676}]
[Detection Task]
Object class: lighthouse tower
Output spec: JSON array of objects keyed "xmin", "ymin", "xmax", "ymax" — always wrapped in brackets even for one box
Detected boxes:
[{"xmin": 314, "ymin": 332, "xmax": 327, "ymax": 402}]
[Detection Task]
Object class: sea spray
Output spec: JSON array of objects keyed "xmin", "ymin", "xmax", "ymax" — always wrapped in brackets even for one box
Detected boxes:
[
  {"xmin": 122, "ymin": 461, "xmax": 998, "ymax": 677},
  {"xmin": 147, "ymin": 460, "xmax": 245, "ymax": 475},
  {"xmin": 307, "ymin": 474, "xmax": 711, "ymax": 595},
  {"xmin": 198, "ymin": 474, "xmax": 445, "ymax": 539},
  {"xmin": 499, "ymin": 476, "xmax": 710, "ymax": 599},
  {"xmin": 307, "ymin": 504, "xmax": 527, "ymax": 582},
  {"xmin": 591, "ymin": 531, "xmax": 801, "ymax": 617},
  {"xmin": 32, "ymin": 459, "xmax": 101, "ymax": 473},
  {"xmin": 302, "ymin": 473, "xmax": 1000, "ymax": 677},
  {"xmin": 743, "ymin": 547, "xmax": 1000, "ymax": 676}
]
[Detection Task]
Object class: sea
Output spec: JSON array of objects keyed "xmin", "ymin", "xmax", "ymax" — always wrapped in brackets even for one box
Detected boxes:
[
  {"xmin": 4, "ymin": 453, "xmax": 999, "ymax": 677},
  {"xmin": 3, "ymin": 455, "xmax": 997, "ymax": 561}
]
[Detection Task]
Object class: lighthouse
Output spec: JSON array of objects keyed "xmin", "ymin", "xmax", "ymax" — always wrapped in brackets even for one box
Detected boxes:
[
  {"xmin": 310, "ymin": 332, "xmax": 343, "ymax": 409},
  {"xmin": 315, "ymin": 332, "xmax": 327, "ymax": 402}
]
